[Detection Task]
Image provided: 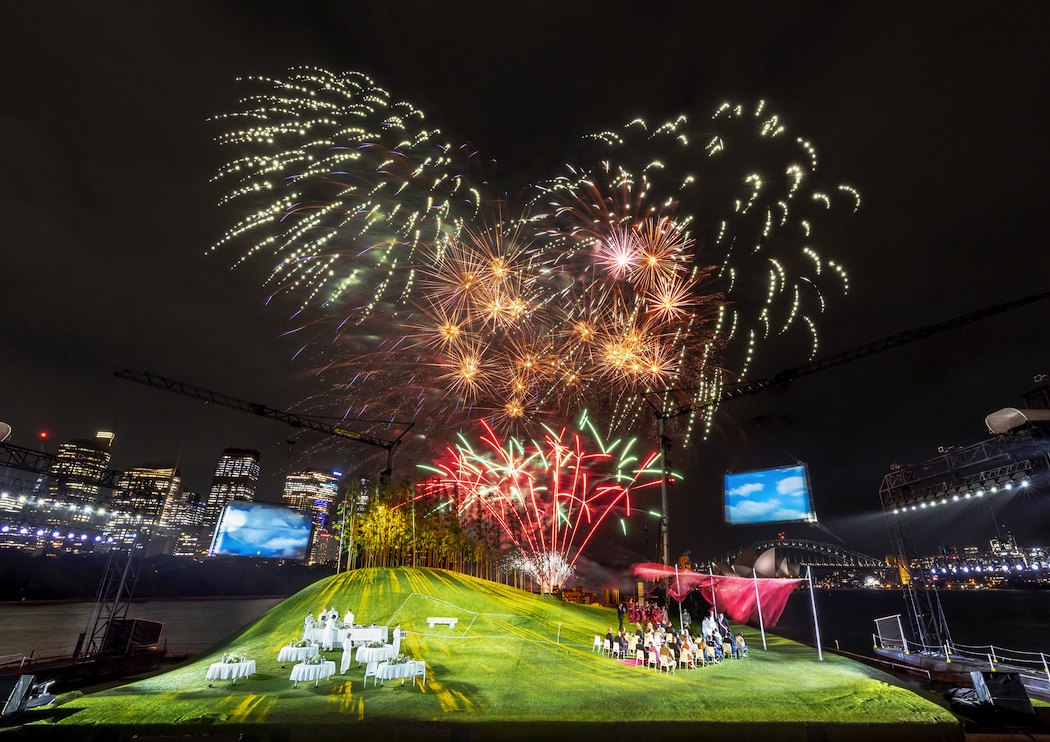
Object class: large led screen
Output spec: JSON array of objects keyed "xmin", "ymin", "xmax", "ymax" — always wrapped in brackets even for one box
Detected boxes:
[
  {"xmin": 209, "ymin": 502, "xmax": 313, "ymax": 559},
  {"xmin": 724, "ymin": 465, "xmax": 817, "ymax": 526}
]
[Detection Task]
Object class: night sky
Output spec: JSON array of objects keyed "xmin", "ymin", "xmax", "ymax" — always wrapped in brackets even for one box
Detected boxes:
[{"xmin": 3, "ymin": 2, "xmax": 1048, "ymax": 562}]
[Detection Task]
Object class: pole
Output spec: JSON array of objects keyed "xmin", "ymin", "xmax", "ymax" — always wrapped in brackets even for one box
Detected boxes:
[
  {"xmin": 337, "ymin": 489, "xmax": 348, "ymax": 575},
  {"xmin": 675, "ymin": 565, "xmax": 684, "ymax": 629},
  {"xmin": 806, "ymin": 566, "xmax": 823, "ymax": 661},
  {"xmin": 709, "ymin": 564, "xmax": 718, "ymax": 617},
  {"xmin": 752, "ymin": 571, "xmax": 767, "ymax": 650},
  {"xmin": 658, "ymin": 417, "xmax": 669, "ymax": 566}
]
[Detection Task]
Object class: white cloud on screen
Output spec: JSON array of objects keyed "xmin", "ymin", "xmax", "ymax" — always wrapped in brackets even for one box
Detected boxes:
[
  {"xmin": 776, "ymin": 475, "xmax": 807, "ymax": 497},
  {"xmin": 728, "ymin": 499, "xmax": 780, "ymax": 520},
  {"xmin": 728, "ymin": 482, "xmax": 764, "ymax": 498}
]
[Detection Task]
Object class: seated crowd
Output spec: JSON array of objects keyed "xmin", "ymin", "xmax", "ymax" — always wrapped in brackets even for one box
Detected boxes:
[{"xmin": 598, "ymin": 608, "xmax": 747, "ymax": 671}]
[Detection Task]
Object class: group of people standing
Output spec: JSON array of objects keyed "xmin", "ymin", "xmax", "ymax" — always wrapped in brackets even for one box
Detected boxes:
[
  {"xmin": 303, "ymin": 606, "xmax": 356, "ymax": 650},
  {"xmin": 623, "ymin": 597, "xmax": 669, "ymax": 628}
]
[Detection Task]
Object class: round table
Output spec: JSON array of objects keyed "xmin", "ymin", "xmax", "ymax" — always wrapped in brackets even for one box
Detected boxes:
[
  {"xmin": 355, "ymin": 645, "xmax": 395, "ymax": 667},
  {"xmin": 206, "ymin": 660, "xmax": 255, "ymax": 686},
  {"xmin": 290, "ymin": 660, "xmax": 336, "ymax": 687},
  {"xmin": 278, "ymin": 644, "xmax": 319, "ymax": 664},
  {"xmin": 374, "ymin": 660, "xmax": 425, "ymax": 687}
]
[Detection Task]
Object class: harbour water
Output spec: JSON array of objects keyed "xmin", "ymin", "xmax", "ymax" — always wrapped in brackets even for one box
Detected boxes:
[{"xmin": 0, "ymin": 597, "xmax": 284, "ymax": 661}]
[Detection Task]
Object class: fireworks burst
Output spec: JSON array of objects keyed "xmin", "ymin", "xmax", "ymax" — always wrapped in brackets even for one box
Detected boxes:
[
  {"xmin": 532, "ymin": 101, "xmax": 858, "ymax": 439},
  {"xmin": 501, "ymin": 550, "xmax": 575, "ymax": 596},
  {"xmin": 214, "ymin": 72, "xmax": 856, "ymax": 447},
  {"xmin": 211, "ymin": 67, "xmax": 485, "ymax": 324},
  {"xmin": 415, "ymin": 412, "xmax": 663, "ymax": 592}
]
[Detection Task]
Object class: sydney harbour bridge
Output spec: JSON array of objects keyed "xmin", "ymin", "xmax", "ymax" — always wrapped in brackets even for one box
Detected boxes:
[{"xmin": 712, "ymin": 539, "xmax": 887, "ymax": 570}]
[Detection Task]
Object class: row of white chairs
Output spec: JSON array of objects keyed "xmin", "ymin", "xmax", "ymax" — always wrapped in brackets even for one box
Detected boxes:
[{"xmin": 593, "ymin": 634, "xmax": 745, "ymax": 674}]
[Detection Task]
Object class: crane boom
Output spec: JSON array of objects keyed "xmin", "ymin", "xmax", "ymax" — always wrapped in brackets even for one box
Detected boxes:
[
  {"xmin": 114, "ymin": 369, "xmax": 414, "ymax": 474},
  {"xmin": 658, "ymin": 290, "xmax": 1050, "ymax": 421}
]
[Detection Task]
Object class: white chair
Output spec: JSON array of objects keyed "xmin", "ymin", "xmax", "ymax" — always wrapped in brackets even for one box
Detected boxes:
[
  {"xmin": 648, "ymin": 647, "xmax": 659, "ymax": 672},
  {"xmin": 593, "ymin": 635, "xmax": 603, "ymax": 653},
  {"xmin": 363, "ymin": 661, "xmax": 379, "ymax": 687},
  {"xmin": 635, "ymin": 648, "xmax": 646, "ymax": 665},
  {"xmin": 602, "ymin": 639, "xmax": 613, "ymax": 657},
  {"xmin": 659, "ymin": 647, "xmax": 676, "ymax": 676},
  {"xmin": 411, "ymin": 660, "xmax": 426, "ymax": 687}
]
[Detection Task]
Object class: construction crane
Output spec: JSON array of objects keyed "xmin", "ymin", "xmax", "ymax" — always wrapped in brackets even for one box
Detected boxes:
[
  {"xmin": 113, "ymin": 370, "xmax": 414, "ymax": 478},
  {"xmin": 643, "ymin": 289, "xmax": 1050, "ymax": 566}
]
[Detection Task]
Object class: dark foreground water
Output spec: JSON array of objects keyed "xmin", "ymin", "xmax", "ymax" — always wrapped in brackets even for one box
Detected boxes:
[
  {"xmin": 0, "ymin": 598, "xmax": 284, "ymax": 661},
  {"xmin": 771, "ymin": 588, "xmax": 1050, "ymax": 657}
]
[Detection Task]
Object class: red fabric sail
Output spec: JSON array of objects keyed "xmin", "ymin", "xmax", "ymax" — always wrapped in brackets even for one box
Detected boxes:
[{"xmin": 630, "ymin": 563, "xmax": 804, "ymax": 627}]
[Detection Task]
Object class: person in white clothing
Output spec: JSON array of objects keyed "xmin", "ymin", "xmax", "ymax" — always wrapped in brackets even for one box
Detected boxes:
[
  {"xmin": 303, "ymin": 612, "xmax": 315, "ymax": 640},
  {"xmin": 322, "ymin": 615, "xmax": 338, "ymax": 650},
  {"xmin": 344, "ymin": 609, "xmax": 355, "ymax": 626}
]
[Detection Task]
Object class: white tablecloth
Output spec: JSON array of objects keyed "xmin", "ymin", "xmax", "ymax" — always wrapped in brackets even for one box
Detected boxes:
[
  {"xmin": 206, "ymin": 660, "xmax": 255, "ymax": 683},
  {"xmin": 306, "ymin": 626, "xmax": 351, "ymax": 646},
  {"xmin": 374, "ymin": 660, "xmax": 425, "ymax": 686},
  {"xmin": 278, "ymin": 644, "xmax": 319, "ymax": 663},
  {"xmin": 290, "ymin": 660, "xmax": 336, "ymax": 686},
  {"xmin": 345, "ymin": 626, "xmax": 387, "ymax": 644},
  {"xmin": 355, "ymin": 645, "xmax": 395, "ymax": 665}
]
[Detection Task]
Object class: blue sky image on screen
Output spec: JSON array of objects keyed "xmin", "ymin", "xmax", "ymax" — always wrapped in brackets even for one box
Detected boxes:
[
  {"xmin": 724, "ymin": 465, "xmax": 815, "ymax": 525},
  {"xmin": 211, "ymin": 501, "xmax": 312, "ymax": 558}
]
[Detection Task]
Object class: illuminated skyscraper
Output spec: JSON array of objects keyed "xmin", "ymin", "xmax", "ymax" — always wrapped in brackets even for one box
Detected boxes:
[
  {"xmin": 47, "ymin": 432, "xmax": 114, "ymax": 501},
  {"xmin": 202, "ymin": 449, "xmax": 260, "ymax": 531},
  {"xmin": 115, "ymin": 464, "xmax": 180, "ymax": 521},
  {"xmin": 160, "ymin": 489, "xmax": 205, "ymax": 531},
  {"xmin": 283, "ymin": 469, "xmax": 340, "ymax": 564}
]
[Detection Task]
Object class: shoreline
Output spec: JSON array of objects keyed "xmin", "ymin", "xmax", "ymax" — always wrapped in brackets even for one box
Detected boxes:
[{"xmin": 0, "ymin": 595, "xmax": 291, "ymax": 607}]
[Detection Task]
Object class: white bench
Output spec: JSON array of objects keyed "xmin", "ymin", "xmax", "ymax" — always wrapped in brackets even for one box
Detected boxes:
[{"xmin": 427, "ymin": 617, "xmax": 458, "ymax": 629}]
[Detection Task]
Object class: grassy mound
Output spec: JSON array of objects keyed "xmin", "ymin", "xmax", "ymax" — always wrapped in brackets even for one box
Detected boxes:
[{"xmin": 54, "ymin": 567, "xmax": 958, "ymax": 732}]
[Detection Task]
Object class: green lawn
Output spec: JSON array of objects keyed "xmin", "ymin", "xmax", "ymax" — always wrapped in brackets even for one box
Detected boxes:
[{"xmin": 51, "ymin": 567, "xmax": 958, "ymax": 732}]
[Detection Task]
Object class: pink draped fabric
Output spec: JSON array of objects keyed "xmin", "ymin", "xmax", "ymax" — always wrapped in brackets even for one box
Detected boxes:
[{"xmin": 630, "ymin": 563, "xmax": 805, "ymax": 628}]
